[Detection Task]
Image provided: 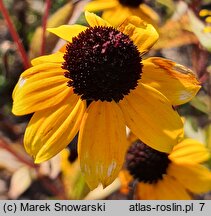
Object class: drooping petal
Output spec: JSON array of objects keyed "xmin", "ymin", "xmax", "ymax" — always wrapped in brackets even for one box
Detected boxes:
[
  {"xmin": 85, "ymin": 0, "xmax": 118, "ymax": 11},
  {"xmin": 141, "ymin": 58, "xmax": 201, "ymax": 105},
  {"xmin": 47, "ymin": 25, "xmax": 87, "ymax": 42},
  {"xmin": 168, "ymin": 163, "xmax": 211, "ymax": 193},
  {"xmin": 153, "ymin": 175, "xmax": 191, "ymax": 200},
  {"xmin": 12, "ymin": 64, "xmax": 70, "ymax": 115},
  {"xmin": 119, "ymin": 83, "xmax": 184, "ymax": 153},
  {"xmin": 24, "ymin": 93, "xmax": 86, "ymax": 163},
  {"xmin": 31, "ymin": 52, "xmax": 64, "ymax": 66},
  {"xmin": 118, "ymin": 16, "xmax": 159, "ymax": 53},
  {"xmin": 169, "ymin": 138, "xmax": 210, "ymax": 164},
  {"xmin": 78, "ymin": 101, "xmax": 128, "ymax": 190},
  {"xmin": 85, "ymin": 11, "xmax": 111, "ymax": 27}
]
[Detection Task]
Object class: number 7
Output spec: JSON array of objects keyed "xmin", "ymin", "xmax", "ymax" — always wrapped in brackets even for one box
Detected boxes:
[{"xmin": 199, "ymin": 203, "xmax": 205, "ymax": 211}]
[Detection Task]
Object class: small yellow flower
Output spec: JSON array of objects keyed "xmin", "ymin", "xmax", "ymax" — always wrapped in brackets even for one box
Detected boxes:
[
  {"xmin": 12, "ymin": 12, "xmax": 200, "ymax": 189},
  {"xmin": 199, "ymin": 9, "xmax": 211, "ymax": 33},
  {"xmin": 120, "ymin": 138, "xmax": 211, "ymax": 200},
  {"xmin": 85, "ymin": 0, "xmax": 160, "ymax": 27}
]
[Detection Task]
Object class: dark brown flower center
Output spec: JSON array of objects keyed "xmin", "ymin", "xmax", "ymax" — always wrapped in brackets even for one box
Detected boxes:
[
  {"xmin": 126, "ymin": 140, "xmax": 171, "ymax": 184},
  {"xmin": 62, "ymin": 26, "xmax": 142, "ymax": 102},
  {"xmin": 119, "ymin": 0, "xmax": 143, "ymax": 7}
]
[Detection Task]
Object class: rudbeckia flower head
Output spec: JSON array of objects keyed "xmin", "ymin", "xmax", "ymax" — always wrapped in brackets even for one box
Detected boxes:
[
  {"xmin": 12, "ymin": 12, "xmax": 200, "ymax": 189},
  {"xmin": 85, "ymin": 0, "xmax": 160, "ymax": 27},
  {"xmin": 62, "ymin": 26, "xmax": 142, "ymax": 102},
  {"xmin": 120, "ymin": 138, "xmax": 211, "ymax": 199}
]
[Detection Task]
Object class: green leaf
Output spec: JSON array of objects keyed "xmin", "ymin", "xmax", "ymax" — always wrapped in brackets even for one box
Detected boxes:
[
  {"xmin": 190, "ymin": 96, "xmax": 209, "ymax": 114},
  {"xmin": 72, "ymin": 173, "xmax": 90, "ymax": 200}
]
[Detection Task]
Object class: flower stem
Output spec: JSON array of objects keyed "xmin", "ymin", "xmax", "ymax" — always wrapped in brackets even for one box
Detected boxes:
[
  {"xmin": 0, "ymin": 0, "xmax": 30, "ymax": 69},
  {"xmin": 41, "ymin": 0, "xmax": 51, "ymax": 55}
]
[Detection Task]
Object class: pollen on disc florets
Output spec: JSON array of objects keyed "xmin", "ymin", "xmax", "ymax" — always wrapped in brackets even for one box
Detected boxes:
[
  {"xmin": 62, "ymin": 26, "xmax": 142, "ymax": 102},
  {"xmin": 119, "ymin": 0, "xmax": 143, "ymax": 7},
  {"xmin": 126, "ymin": 140, "xmax": 171, "ymax": 184}
]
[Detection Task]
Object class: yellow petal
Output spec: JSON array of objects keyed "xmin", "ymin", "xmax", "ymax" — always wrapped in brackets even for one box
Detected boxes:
[
  {"xmin": 136, "ymin": 4, "xmax": 160, "ymax": 25},
  {"xmin": 154, "ymin": 175, "xmax": 191, "ymax": 200},
  {"xmin": 102, "ymin": 6, "xmax": 132, "ymax": 27},
  {"xmin": 119, "ymin": 83, "xmax": 184, "ymax": 153},
  {"xmin": 47, "ymin": 25, "xmax": 87, "ymax": 42},
  {"xmin": 118, "ymin": 16, "xmax": 159, "ymax": 53},
  {"xmin": 168, "ymin": 163, "xmax": 211, "ymax": 193},
  {"xmin": 136, "ymin": 182, "xmax": 156, "ymax": 199},
  {"xmin": 12, "ymin": 63, "xmax": 52, "ymax": 99},
  {"xmin": 142, "ymin": 58, "xmax": 201, "ymax": 105},
  {"xmin": 169, "ymin": 138, "xmax": 210, "ymax": 164},
  {"xmin": 31, "ymin": 52, "xmax": 64, "ymax": 66},
  {"xmin": 24, "ymin": 93, "xmax": 86, "ymax": 163},
  {"xmin": 85, "ymin": 11, "xmax": 111, "ymax": 27},
  {"xmin": 15, "ymin": 62, "xmax": 63, "ymax": 79},
  {"xmin": 12, "ymin": 64, "xmax": 69, "ymax": 115},
  {"xmin": 85, "ymin": 0, "xmax": 118, "ymax": 11},
  {"xmin": 78, "ymin": 101, "xmax": 128, "ymax": 190}
]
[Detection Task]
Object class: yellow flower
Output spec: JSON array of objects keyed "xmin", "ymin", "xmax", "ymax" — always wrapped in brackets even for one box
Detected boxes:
[
  {"xmin": 85, "ymin": 0, "xmax": 160, "ymax": 27},
  {"xmin": 12, "ymin": 12, "xmax": 200, "ymax": 189},
  {"xmin": 199, "ymin": 9, "xmax": 211, "ymax": 33},
  {"xmin": 120, "ymin": 138, "xmax": 211, "ymax": 200}
]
